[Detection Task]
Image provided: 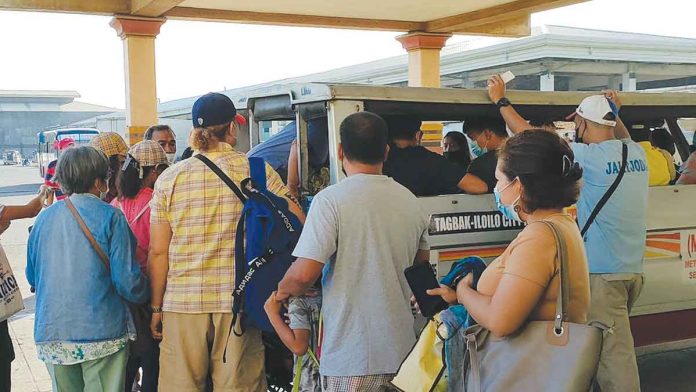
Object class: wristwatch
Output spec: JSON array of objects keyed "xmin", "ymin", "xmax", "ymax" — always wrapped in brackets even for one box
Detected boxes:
[
  {"xmin": 496, "ymin": 97, "xmax": 512, "ymax": 108},
  {"xmin": 150, "ymin": 306, "xmax": 163, "ymax": 313}
]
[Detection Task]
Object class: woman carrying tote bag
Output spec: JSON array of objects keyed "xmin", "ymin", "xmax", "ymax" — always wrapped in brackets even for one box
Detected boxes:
[{"xmin": 429, "ymin": 130, "xmax": 602, "ymax": 391}]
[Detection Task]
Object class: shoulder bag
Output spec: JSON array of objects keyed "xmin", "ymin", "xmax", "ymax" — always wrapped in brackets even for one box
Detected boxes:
[
  {"xmin": 457, "ymin": 221, "xmax": 604, "ymax": 392},
  {"xmin": 0, "ymin": 243, "xmax": 24, "ymax": 322},
  {"xmin": 65, "ymin": 197, "xmax": 153, "ymax": 356}
]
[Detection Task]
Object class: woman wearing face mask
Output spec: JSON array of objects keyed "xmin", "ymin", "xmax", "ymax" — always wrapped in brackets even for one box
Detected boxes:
[
  {"xmin": 90, "ymin": 132, "xmax": 130, "ymax": 203},
  {"xmin": 429, "ymin": 130, "xmax": 590, "ymax": 338},
  {"xmin": 442, "ymin": 131, "xmax": 472, "ymax": 169},
  {"xmin": 27, "ymin": 146, "xmax": 148, "ymax": 392},
  {"xmin": 112, "ymin": 140, "xmax": 168, "ymax": 392}
]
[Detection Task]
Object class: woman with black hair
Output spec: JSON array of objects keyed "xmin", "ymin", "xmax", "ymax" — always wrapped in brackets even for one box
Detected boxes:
[
  {"xmin": 112, "ymin": 140, "xmax": 169, "ymax": 392},
  {"xmin": 441, "ymin": 131, "xmax": 472, "ymax": 169}
]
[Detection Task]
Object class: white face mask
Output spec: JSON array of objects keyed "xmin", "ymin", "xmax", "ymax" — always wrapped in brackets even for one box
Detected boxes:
[{"xmin": 166, "ymin": 153, "xmax": 177, "ymax": 164}]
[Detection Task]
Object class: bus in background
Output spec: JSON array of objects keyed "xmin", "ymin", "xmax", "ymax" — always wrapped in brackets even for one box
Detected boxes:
[{"xmin": 36, "ymin": 128, "xmax": 100, "ymax": 178}]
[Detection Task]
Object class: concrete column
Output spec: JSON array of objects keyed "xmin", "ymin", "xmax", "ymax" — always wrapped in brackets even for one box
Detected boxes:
[
  {"xmin": 608, "ymin": 75, "xmax": 621, "ymax": 91},
  {"xmin": 396, "ymin": 32, "xmax": 451, "ymax": 148},
  {"xmin": 110, "ymin": 16, "xmax": 165, "ymax": 145},
  {"xmin": 540, "ymin": 72, "xmax": 555, "ymax": 91},
  {"xmin": 622, "ymin": 72, "xmax": 637, "ymax": 92}
]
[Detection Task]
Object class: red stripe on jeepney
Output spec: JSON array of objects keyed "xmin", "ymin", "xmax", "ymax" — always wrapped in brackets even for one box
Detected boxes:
[
  {"xmin": 439, "ymin": 247, "xmax": 507, "ymax": 261},
  {"xmin": 647, "ymin": 233, "xmax": 680, "ymax": 240},
  {"xmin": 645, "ymin": 240, "xmax": 681, "ymax": 253},
  {"xmin": 631, "ymin": 309, "xmax": 696, "ymax": 347}
]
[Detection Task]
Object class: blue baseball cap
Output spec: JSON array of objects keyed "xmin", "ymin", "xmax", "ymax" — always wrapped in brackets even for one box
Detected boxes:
[{"xmin": 192, "ymin": 92, "xmax": 237, "ymax": 128}]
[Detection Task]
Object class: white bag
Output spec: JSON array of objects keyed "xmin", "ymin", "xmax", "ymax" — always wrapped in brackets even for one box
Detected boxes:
[{"xmin": 0, "ymin": 243, "xmax": 24, "ymax": 322}]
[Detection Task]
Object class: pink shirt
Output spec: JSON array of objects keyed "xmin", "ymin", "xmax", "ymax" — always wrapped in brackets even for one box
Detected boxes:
[{"xmin": 111, "ymin": 188, "xmax": 153, "ymax": 271}]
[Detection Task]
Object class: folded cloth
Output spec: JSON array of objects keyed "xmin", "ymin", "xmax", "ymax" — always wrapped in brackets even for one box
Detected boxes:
[
  {"xmin": 437, "ymin": 256, "xmax": 487, "ymax": 388},
  {"xmin": 438, "ymin": 305, "xmax": 469, "ymax": 340},
  {"xmin": 437, "ymin": 257, "xmax": 487, "ymax": 338},
  {"xmin": 440, "ymin": 256, "xmax": 487, "ymax": 289}
]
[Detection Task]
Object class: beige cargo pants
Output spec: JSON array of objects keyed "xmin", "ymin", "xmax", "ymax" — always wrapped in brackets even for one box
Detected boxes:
[
  {"xmin": 158, "ymin": 312, "xmax": 266, "ymax": 392},
  {"xmin": 588, "ymin": 273, "xmax": 644, "ymax": 392}
]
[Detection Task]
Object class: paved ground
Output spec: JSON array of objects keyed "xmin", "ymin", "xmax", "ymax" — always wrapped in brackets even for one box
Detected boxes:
[{"xmin": 1, "ymin": 165, "xmax": 695, "ymax": 391}]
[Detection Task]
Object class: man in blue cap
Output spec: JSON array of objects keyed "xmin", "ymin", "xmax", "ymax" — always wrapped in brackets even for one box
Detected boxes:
[{"xmin": 148, "ymin": 92, "xmax": 303, "ymax": 392}]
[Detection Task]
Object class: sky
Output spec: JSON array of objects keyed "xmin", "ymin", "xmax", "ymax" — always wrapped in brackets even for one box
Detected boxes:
[{"xmin": 0, "ymin": 0, "xmax": 695, "ymax": 109}]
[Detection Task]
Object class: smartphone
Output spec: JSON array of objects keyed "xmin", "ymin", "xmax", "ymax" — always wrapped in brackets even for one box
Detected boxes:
[
  {"xmin": 404, "ymin": 263, "xmax": 448, "ymax": 318},
  {"xmin": 500, "ymin": 71, "xmax": 515, "ymax": 84}
]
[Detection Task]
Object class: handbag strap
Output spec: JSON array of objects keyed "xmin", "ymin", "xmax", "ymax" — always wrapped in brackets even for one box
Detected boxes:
[
  {"xmin": 580, "ymin": 142, "xmax": 628, "ymax": 237},
  {"xmin": 195, "ymin": 154, "xmax": 246, "ymax": 204},
  {"xmin": 65, "ymin": 197, "xmax": 110, "ymax": 272},
  {"xmin": 465, "ymin": 334, "xmax": 481, "ymax": 392},
  {"xmin": 539, "ymin": 220, "xmax": 570, "ymax": 334}
]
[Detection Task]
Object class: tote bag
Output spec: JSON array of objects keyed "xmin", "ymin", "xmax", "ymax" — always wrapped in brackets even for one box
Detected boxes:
[
  {"xmin": 0, "ymin": 243, "xmax": 24, "ymax": 322},
  {"xmin": 457, "ymin": 221, "xmax": 604, "ymax": 392}
]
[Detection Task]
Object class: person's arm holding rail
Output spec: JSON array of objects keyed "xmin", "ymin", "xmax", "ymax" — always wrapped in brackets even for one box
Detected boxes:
[
  {"xmin": 487, "ymin": 75, "xmax": 532, "ymax": 135},
  {"xmin": 603, "ymin": 90, "xmax": 630, "ymax": 140}
]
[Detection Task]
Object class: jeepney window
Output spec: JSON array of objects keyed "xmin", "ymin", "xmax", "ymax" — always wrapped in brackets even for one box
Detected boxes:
[
  {"xmin": 678, "ymin": 118, "xmax": 695, "ymax": 149},
  {"xmin": 259, "ymin": 120, "xmax": 292, "ymax": 142}
]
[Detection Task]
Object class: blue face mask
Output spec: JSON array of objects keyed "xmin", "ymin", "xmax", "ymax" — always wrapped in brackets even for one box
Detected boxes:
[
  {"xmin": 494, "ymin": 178, "xmax": 522, "ymax": 223},
  {"xmin": 467, "ymin": 134, "xmax": 487, "ymax": 158}
]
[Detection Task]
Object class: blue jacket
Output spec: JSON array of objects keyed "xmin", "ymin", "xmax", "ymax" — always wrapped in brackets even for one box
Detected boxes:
[{"xmin": 26, "ymin": 194, "xmax": 149, "ymax": 344}]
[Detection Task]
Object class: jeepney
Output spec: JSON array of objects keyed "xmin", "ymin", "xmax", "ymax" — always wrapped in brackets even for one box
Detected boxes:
[{"xmin": 242, "ymin": 83, "xmax": 696, "ymax": 354}]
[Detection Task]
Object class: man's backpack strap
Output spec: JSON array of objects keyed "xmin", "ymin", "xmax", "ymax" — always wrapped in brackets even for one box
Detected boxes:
[
  {"xmin": 580, "ymin": 142, "xmax": 628, "ymax": 237},
  {"xmin": 248, "ymin": 157, "xmax": 267, "ymax": 191},
  {"xmin": 195, "ymin": 154, "xmax": 246, "ymax": 203}
]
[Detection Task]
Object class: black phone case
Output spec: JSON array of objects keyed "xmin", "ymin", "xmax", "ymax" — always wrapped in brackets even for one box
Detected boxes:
[{"xmin": 404, "ymin": 263, "xmax": 448, "ymax": 318}]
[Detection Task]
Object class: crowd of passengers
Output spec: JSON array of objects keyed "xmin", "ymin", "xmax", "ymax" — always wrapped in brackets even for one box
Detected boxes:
[{"xmin": 1, "ymin": 74, "xmax": 696, "ymax": 392}]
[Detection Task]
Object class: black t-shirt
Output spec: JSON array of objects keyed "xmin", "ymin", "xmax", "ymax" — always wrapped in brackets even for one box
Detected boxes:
[
  {"xmin": 383, "ymin": 145, "xmax": 467, "ymax": 197},
  {"xmin": 467, "ymin": 150, "xmax": 498, "ymax": 193}
]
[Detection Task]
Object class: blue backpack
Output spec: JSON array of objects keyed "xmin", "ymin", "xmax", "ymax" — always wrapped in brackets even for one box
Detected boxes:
[{"xmin": 195, "ymin": 155, "xmax": 302, "ymax": 334}]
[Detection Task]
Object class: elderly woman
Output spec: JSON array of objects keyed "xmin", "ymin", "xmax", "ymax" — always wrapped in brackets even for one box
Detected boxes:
[
  {"xmin": 26, "ymin": 146, "xmax": 149, "ymax": 392},
  {"xmin": 90, "ymin": 132, "xmax": 129, "ymax": 203},
  {"xmin": 431, "ymin": 130, "xmax": 590, "ymax": 335}
]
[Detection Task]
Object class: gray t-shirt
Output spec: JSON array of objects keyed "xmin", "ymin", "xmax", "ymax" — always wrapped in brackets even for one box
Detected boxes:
[
  {"xmin": 293, "ymin": 174, "xmax": 430, "ymax": 377},
  {"xmin": 288, "ymin": 295, "xmax": 322, "ymax": 392}
]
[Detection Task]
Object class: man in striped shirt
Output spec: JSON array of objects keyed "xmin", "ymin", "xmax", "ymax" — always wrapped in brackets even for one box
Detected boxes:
[{"xmin": 149, "ymin": 92, "xmax": 302, "ymax": 392}]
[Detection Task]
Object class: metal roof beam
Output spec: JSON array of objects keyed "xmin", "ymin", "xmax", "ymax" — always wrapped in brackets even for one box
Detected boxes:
[
  {"xmin": 458, "ymin": 14, "xmax": 531, "ymax": 38},
  {"xmin": 165, "ymin": 7, "xmax": 423, "ymax": 32},
  {"xmin": 131, "ymin": 0, "xmax": 185, "ymax": 17},
  {"xmin": 426, "ymin": 0, "xmax": 584, "ymax": 34},
  {"xmin": 0, "ymin": 0, "xmax": 128, "ymax": 14}
]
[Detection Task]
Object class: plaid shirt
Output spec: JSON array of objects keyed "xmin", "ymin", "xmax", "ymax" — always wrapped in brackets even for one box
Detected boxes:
[{"xmin": 151, "ymin": 143, "xmax": 289, "ymax": 313}]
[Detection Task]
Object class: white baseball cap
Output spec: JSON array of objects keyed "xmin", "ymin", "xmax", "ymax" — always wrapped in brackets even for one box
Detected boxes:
[{"xmin": 566, "ymin": 95, "xmax": 618, "ymax": 127}]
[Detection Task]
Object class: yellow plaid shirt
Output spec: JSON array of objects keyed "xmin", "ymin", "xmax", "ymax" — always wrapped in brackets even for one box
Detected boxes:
[{"xmin": 151, "ymin": 143, "xmax": 289, "ymax": 313}]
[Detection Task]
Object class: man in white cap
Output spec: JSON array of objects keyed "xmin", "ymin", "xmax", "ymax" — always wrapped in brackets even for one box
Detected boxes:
[{"xmin": 488, "ymin": 75, "xmax": 648, "ymax": 391}]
